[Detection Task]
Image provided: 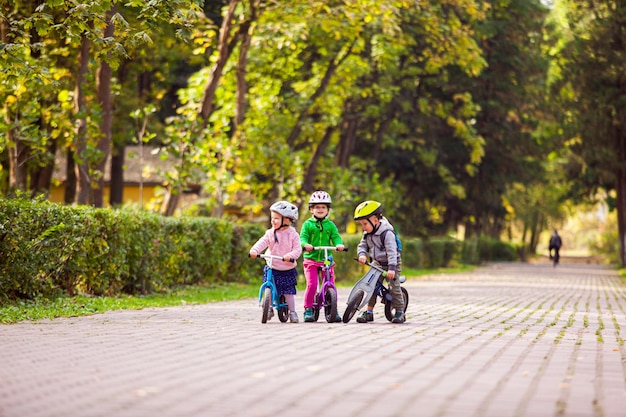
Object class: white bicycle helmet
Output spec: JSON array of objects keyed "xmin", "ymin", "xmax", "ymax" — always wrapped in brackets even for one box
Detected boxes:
[
  {"xmin": 270, "ymin": 200, "xmax": 299, "ymax": 221},
  {"xmin": 308, "ymin": 190, "xmax": 332, "ymax": 208}
]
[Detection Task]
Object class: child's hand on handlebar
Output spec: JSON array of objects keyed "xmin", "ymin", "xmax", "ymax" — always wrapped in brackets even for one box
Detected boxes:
[
  {"xmin": 249, "ymin": 250, "xmax": 258, "ymax": 258},
  {"xmin": 386, "ymin": 270, "xmax": 396, "ymax": 280},
  {"xmin": 336, "ymin": 244, "xmax": 345, "ymax": 251},
  {"xmin": 283, "ymin": 255, "xmax": 293, "ymax": 262},
  {"xmin": 303, "ymin": 244, "xmax": 313, "ymax": 253},
  {"xmin": 358, "ymin": 255, "xmax": 367, "ymax": 264}
]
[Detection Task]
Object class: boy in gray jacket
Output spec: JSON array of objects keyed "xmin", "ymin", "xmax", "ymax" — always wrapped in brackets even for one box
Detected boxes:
[{"xmin": 353, "ymin": 200, "xmax": 405, "ymax": 323}]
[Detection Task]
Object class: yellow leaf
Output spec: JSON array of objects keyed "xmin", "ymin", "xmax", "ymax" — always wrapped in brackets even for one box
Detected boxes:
[{"xmin": 57, "ymin": 90, "xmax": 70, "ymax": 102}]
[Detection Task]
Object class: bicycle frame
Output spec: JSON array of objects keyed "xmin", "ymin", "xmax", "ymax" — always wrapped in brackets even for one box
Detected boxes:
[
  {"xmin": 311, "ymin": 246, "xmax": 339, "ymax": 307},
  {"xmin": 304, "ymin": 246, "xmax": 347, "ymax": 322},
  {"xmin": 345, "ymin": 267, "xmax": 384, "ymax": 311},
  {"xmin": 257, "ymin": 254, "xmax": 289, "ymax": 311},
  {"xmin": 345, "ymin": 260, "xmax": 406, "ymax": 311}
]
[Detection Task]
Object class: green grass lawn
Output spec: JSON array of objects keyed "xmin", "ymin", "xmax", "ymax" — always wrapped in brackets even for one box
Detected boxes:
[{"xmin": 0, "ymin": 265, "xmax": 475, "ymax": 324}]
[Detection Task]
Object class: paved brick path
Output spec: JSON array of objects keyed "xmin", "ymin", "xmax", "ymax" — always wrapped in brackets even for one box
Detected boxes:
[{"xmin": 1, "ymin": 262, "xmax": 625, "ymax": 417}]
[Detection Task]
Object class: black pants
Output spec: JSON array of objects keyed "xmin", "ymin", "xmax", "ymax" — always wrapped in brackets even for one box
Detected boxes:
[{"xmin": 549, "ymin": 246, "xmax": 560, "ymax": 261}]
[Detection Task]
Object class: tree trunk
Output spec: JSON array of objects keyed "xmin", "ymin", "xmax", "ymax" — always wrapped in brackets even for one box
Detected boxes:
[
  {"xmin": 94, "ymin": 5, "xmax": 116, "ymax": 208},
  {"xmin": 302, "ymin": 126, "xmax": 334, "ymax": 194},
  {"xmin": 235, "ymin": 2, "xmax": 256, "ymax": 128},
  {"xmin": 64, "ymin": 150, "xmax": 76, "ymax": 204},
  {"xmin": 616, "ymin": 169, "xmax": 626, "ymax": 267},
  {"xmin": 4, "ymin": 107, "xmax": 27, "ymax": 192},
  {"xmin": 30, "ymin": 139, "xmax": 57, "ymax": 197},
  {"xmin": 2, "ymin": 17, "xmax": 27, "ymax": 193},
  {"xmin": 109, "ymin": 143, "xmax": 124, "ymax": 206},
  {"xmin": 336, "ymin": 99, "xmax": 359, "ymax": 169},
  {"xmin": 529, "ymin": 210, "xmax": 543, "ymax": 254},
  {"xmin": 286, "ymin": 41, "xmax": 355, "ymax": 149},
  {"xmin": 74, "ymin": 32, "xmax": 91, "ymax": 205},
  {"xmin": 198, "ymin": 0, "xmax": 240, "ymax": 125},
  {"xmin": 162, "ymin": 188, "xmax": 181, "ymax": 216}
]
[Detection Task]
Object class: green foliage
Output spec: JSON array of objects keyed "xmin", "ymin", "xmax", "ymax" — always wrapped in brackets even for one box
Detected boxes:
[
  {"xmin": 230, "ymin": 222, "xmax": 267, "ymax": 283},
  {"xmin": 460, "ymin": 236, "xmax": 518, "ymax": 264},
  {"xmin": 333, "ymin": 234, "xmax": 473, "ymax": 282},
  {"xmin": 546, "ymin": 0, "xmax": 626, "ymax": 265},
  {"xmin": 0, "ymin": 199, "xmax": 523, "ymax": 307},
  {"xmin": 0, "ymin": 198, "xmax": 262, "ymax": 301},
  {"xmin": 401, "ymin": 238, "xmax": 424, "ymax": 269},
  {"xmin": 4, "ymin": 0, "xmax": 608, "ymax": 270},
  {"xmin": 331, "ymin": 234, "xmax": 363, "ymax": 284},
  {"xmin": 421, "ymin": 238, "xmax": 461, "ymax": 269},
  {"xmin": 587, "ymin": 210, "xmax": 620, "ymax": 265}
]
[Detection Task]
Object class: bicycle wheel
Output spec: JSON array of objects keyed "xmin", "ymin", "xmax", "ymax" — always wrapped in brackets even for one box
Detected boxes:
[
  {"xmin": 342, "ymin": 289, "xmax": 364, "ymax": 323},
  {"xmin": 384, "ymin": 287, "xmax": 409, "ymax": 321},
  {"xmin": 324, "ymin": 287, "xmax": 338, "ymax": 323},
  {"xmin": 313, "ymin": 307, "xmax": 320, "ymax": 322},
  {"xmin": 310, "ymin": 293, "xmax": 320, "ymax": 321},
  {"xmin": 261, "ymin": 287, "xmax": 272, "ymax": 323},
  {"xmin": 278, "ymin": 295, "xmax": 289, "ymax": 322}
]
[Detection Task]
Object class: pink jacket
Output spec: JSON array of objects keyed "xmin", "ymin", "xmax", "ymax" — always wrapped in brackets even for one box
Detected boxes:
[{"xmin": 251, "ymin": 226, "xmax": 302, "ymax": 271}]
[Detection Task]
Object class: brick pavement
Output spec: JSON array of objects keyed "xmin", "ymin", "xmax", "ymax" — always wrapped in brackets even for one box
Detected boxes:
[{"xmin": 1, "ymin": 262, "xmax": 625, "ymax": 417}]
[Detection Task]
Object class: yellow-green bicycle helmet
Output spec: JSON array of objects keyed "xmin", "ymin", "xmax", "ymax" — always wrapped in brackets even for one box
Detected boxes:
[{"xmin": 353, "ymin": 200, "xmax": 383, "ymax": 221}]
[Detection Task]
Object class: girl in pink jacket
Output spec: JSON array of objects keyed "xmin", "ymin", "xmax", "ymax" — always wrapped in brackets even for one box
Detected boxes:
[{"xmin": 249, "ymin": 201, "xmax": 302, "ymax": 322}]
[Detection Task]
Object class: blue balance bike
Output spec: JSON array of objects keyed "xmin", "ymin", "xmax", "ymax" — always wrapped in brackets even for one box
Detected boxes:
[{"xmin": 253, "ymin": 253, "xmax": 293, "ymax": 323}]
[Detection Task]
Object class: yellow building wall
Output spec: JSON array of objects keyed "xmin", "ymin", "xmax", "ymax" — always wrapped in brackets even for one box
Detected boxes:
[{"xmin": 49, "ymin": 185, "xmax": 159, "ymax": 208}]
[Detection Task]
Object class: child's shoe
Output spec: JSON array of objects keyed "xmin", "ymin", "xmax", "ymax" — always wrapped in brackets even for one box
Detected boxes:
[
  {"xmin": 391, "ymin": 310, "xmax": 406, "ymax": 323},
  {"xmin": 356, "ymin": 311, "xmax": 373, "ymax": 323},
  {"xmin": 335, "ymin": 312, "xmax": 342, "ymax": 323},
  {"xmin": 304, "ymin": 308, "xmax": 315, "ymax": 322},
  {"xmin": 267, "ymin": 308, "xmax": 274, "ymax": 321},
  {"xmin": 289, "ymin": 311, "xmax": 299, "ymax": 323}
]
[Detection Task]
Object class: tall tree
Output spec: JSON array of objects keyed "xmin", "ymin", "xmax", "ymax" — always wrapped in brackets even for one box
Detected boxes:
[
  {"xmin": 550, "ymin": 0, "xmax": 626, "ymax": 266},
  {"xmin": 459, "ymin": 0, "xmax": 551, "ymax": 238}
]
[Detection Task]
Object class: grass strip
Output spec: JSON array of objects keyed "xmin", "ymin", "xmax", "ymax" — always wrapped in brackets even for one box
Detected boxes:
[{"xmin": 0, "ymin": 266, "xmax": 473, "ymax": 324}]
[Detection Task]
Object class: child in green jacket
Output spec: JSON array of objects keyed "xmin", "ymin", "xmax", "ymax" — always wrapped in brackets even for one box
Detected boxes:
[{"xmin": 300, "ymin": 191, "xmax": 345, "ymax": 322}]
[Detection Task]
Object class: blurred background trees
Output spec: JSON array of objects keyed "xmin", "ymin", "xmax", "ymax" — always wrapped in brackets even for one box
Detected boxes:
[{"xmin": 1, "ymin": 0, "xmax": 624, "ymax": 265}]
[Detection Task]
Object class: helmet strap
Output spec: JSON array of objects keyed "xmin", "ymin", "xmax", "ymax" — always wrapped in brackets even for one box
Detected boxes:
[{"xmin": 273, "ymin": 216, "xmax": 290, "ymax": 242}]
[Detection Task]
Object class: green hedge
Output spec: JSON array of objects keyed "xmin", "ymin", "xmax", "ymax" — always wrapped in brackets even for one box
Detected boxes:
[
  {"xmin": 0, "ymin": 198, "xmax": 520, "ymax": 302},
  {"xmin": 0, "ymin": 198, "xmax": 264, "ymax": 301}
]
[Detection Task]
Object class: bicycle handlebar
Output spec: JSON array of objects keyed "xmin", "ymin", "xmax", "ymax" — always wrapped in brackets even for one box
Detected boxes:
[
  {"xmin": 311, "ymin": 246, "xmax": 349, "ymax": 252},
  {"xmin": 248, "ymin": 253, "xmax": 295, "ymax": 263},
  {"xmin": 352, "ymin": 257, "xmax": 392, "ymax": 279}
]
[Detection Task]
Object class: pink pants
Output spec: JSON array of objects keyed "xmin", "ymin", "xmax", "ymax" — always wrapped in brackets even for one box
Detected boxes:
[{"xmin": 303, "ymin": 258, "xmax": 336, "ymax": 309}]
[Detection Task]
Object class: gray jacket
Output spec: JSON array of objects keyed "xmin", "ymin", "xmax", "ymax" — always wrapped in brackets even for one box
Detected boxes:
[{"xmin": 356, "ymin": 217, "xmax": 400, "ymax": 271}]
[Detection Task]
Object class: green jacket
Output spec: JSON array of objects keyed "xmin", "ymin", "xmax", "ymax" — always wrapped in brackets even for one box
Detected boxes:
[{"xmin": 299, "ymin": 217, "xmax": 344, "ymax": 262}]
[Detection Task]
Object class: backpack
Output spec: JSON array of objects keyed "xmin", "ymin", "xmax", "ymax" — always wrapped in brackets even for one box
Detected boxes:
[
  {"xmin": 380, "ymin": 229, "xmax": 403, "ymax": 253},
  {"xmin": 549, "ymin": 234, "xmax": 561, "ymax": 249}
]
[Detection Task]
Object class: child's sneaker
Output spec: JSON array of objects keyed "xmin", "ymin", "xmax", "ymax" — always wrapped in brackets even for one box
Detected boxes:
[
  {"xmin": 356, "ymin": 311, "xmax": 373, "ymax": 323},
  {"xmin": 304, "ymin": 308, "xmax": 315, "ymax": 322},
  {"xmin": 335, "ymin": 312, "xmax": 342, "ymax": 323},
  {"xmin": 391, "ymin": 310, "xmax": 405, "ymax": 323},
  {"xmin": 289, "ymin": 311, "xmax": 299, "ymax": 323},
  {"xmin": 267, "ymin": 308, "xmax": 274, "ymax": 321}
]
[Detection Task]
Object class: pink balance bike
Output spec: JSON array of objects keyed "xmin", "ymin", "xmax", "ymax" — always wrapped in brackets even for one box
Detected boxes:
[{"xmin": 307, "ymin": 246, "xmax": 348, "ymax": 323}]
